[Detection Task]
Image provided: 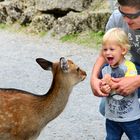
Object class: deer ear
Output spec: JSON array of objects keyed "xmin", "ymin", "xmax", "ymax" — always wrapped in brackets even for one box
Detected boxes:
[
  {"xmin": 60, "ymin": 57, "xmax": 69, "ymax": 72},
  {"xmin": 36, "ymin": 58, "xmax": 53, "ymax": 70}
]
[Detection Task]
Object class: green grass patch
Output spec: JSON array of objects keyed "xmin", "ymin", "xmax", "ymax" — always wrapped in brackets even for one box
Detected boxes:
[
  {"xmin": 38, "ymin": 31, "xmax": 47, "ymax": 37},
  {"xmin": 0, "ymin": 23, "xmax": 8, "ymax": 29},
  {"xmin": 0, "ymin": 23, "xmax": 26, "ymax": 32},
  {"xmin": 61, "ymin": 33, "xmax": 78, "ymax": 42},
  {"xmin": 60, "ymin": 30, "xmax": 104, "ymax": 49}
]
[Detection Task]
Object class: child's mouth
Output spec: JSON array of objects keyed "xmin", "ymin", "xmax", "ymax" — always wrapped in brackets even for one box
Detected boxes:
[{"xmin": 107, "ymin": 57, "xmax": 114, "ymax": 64}]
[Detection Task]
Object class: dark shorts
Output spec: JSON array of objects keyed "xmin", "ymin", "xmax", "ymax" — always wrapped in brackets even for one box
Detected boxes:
[{"xmin": 106, "ymin": 119, "xmax": 140, "ymax": 140}]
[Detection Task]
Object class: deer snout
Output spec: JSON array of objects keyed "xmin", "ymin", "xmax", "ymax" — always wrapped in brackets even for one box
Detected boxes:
[{"xmin": 81, "ymin": 71, "xmax": 87, "ymax": 81}]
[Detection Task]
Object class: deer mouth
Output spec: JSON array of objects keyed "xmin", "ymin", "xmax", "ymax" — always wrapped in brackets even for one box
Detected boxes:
[{"xmin": 81, "ymin": 72, "xmax": 87, "ymax": 81}]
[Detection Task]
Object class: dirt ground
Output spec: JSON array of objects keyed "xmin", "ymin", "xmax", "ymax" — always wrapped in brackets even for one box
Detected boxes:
[{"xmin": 0, "ymin": 30, "xmax": 128, "ymax": 140}]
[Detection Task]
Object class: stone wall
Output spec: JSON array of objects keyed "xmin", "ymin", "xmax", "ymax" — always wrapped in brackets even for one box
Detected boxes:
[{"xmin": 0, "ymin": 0, "xmax": 111, "ymax": 37}]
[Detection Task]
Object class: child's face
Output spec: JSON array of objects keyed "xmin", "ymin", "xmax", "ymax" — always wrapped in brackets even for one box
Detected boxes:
[{"xmin": 102, "ymin": 43, "xmax": 127, "ymax": 67}]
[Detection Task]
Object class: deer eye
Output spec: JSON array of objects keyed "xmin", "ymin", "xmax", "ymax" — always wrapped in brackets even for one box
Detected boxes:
[{"xmin": 76, "ymin": 67, "xmax": 80, "ymax": 72}]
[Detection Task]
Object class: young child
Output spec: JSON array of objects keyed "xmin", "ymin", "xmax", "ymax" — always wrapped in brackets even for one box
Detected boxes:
[{"xmin": 100, "ymin": 28, "xmax": 140, "ymax": 140}]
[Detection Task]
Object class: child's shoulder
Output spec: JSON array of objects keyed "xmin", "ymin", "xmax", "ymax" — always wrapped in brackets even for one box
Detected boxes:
[
  {"xmin": 124, "ymin": 60, "xmax": 136, "ymax": 68},
  {"xmin": 124, "ymin": 60, "xmax": 137, "ymax": 76}
]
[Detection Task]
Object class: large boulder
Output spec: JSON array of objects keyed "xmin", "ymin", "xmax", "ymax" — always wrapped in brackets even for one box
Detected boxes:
[
  {"xmin": 19, "ymin": 6, "xmax": 37, "ymax": 25},
  {"xmin": 0, "ymin": 0, "xmax": 36, "ymax": 24},
  {"xmin": 27, "ymin": 14, "xmax": 56, "ymax": 33},
  {"xmin": 0, "ymin": 0, "xmax": 111, "ymax": 36},
  {"xmin": 0, "ymin": 1, "xmax": 24, "ymax": 24},
  {"xmin": 0, "ymin": 2, "xmax": 7, "ymax": 23},
  {"xmin": 52, "ymin": 10, "xmax": 110, "ymax": 37},
  {"xmin": 35, "ymin": 0, "xmax": 92, "ymax": 13}
]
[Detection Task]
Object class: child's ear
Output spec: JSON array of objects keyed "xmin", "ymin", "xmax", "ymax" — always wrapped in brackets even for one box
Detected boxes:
[{"xmin": 121, "ymin": 47, "xmax": 128, "ymax": 55}]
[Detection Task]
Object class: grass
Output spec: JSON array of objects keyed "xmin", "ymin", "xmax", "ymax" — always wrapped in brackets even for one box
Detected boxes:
[
  {"xmin": 38, "ymin": 31, "xmax": 47, "ymax": 37},
  {"xmin": 0, "ymin": 23, "xmax": 104, "ymax": 49},
  {"xmin": 0, "ymin": 23, "xmax": 8, "ymax": 29},
  {"xmin": 0, "ymin": 23, "xmax": 25, "ymax": 32},
  {"xmin": 60, "ymin": 30, "xmax": 104, "ymax": 49},
  {"xmin": 0, "ymin": 23, "xmax": 47, "ymax": 38}
]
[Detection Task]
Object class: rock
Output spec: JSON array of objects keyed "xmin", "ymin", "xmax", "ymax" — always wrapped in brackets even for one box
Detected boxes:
[
  {"xmin": 0, "ymin": 1, "xmax": 23, "ymax": 24},
  {"xmin": 52, "ymin": 10, "xmax": 110, "ymax": 37},
  {"xmin": 35, "ymin": 0, "xmax": 92, "ymax": 12},
  {"xmin": 0, "ymin": 0, "xmax": 111, "ymax": 36},
  {"xmin": 0, "ymin": 2, "xmax": 7, "ymax": 23},
  {"xmin": 27, "ymin": 14, "xmax": 56, "ymax": 33},
  {"xmin": 19, "ymin": 6, "xmax": 37, "ymax": 25}
]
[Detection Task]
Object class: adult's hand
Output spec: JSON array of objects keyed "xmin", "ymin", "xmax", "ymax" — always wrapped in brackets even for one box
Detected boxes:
[
  {"xmin": 111, "ymin": 76, "xmax": 140, "ymax": 96},
  {"xmin": 90, "ymin": 55, "xmax": 107, "ymax": 97},
  {"xmin": 90, "ymin": 77, "xmax": 109, "ymax": 97}
]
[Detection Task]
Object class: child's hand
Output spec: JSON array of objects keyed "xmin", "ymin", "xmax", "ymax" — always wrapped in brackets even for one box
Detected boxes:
[
  {"xmin": 100, "ymin": 81, "xmax": 111, "ymax": 94},
  {"xmin": 100, "ymin": 74, "xmax": 112, "ymax": 94}
]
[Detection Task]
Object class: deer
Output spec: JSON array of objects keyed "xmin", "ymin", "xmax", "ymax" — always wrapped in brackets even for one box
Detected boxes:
[{"xmin": 0, "ymin": 57, "xmax": 86, "ymax": 140}]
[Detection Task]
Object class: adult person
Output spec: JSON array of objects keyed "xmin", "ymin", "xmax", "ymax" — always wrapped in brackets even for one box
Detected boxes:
[
  {"xmin": 90, "ymin": 0, "xmax": 140, "ymax": 117},
  {"xmin": 90, "ymin": 0, "xmax": 140, "ymax": 98}
]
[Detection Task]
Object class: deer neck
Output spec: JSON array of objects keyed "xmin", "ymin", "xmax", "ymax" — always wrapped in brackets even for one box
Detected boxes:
[
  {"xmin": 38, "ymin": 78, "xmax": 73, "ymax": 127},
  {"xmin": 47, "ymin": 78, "xmax": 73, "ymax": 108}
]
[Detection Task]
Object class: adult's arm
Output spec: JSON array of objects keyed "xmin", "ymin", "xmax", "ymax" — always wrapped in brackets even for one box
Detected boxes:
[
  {"xmin": 90, "ymin": 54, "xmax": 109, "ymax": 97},
  {"xmin": 111, "ymin": 76, "xmax": 140, "ymax": 96}
]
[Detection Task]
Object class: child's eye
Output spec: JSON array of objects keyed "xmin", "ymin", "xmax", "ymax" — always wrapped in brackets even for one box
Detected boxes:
[
  {"xmin": 103, "ymin": 48, "xmax": 107, "ymax": 51},
  {"xmin": 110, "ymin": 48, "xmax": 115, "ymax": 51}
]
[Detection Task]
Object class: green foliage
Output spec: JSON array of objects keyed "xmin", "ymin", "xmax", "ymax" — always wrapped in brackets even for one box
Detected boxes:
[
  {"xmin": 0, "ymin": 22, "xmax": 104, "ymax": 50},
  {"xmin": 0, "ymin": 23, "xmax": 7, "ymax": 29},
  {"xmin": 0, "ymin": 23, "xmax": 26, "ymax": 32},
  {"xmin": 60, "ymin": 31, "xmax": 104, "ymax": 49},
  {"xmin": 61, "ymin": 33, "xmax": 78, "ymax": 42},
  {"xmin": 39, "ymin": 31, "xmax": 47, "ymax": 37}
]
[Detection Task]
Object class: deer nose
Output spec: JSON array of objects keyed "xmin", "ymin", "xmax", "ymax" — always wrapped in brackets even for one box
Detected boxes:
[{"xmin": 82, "ymin": 71, "xmax": 87, "ymax": 80}]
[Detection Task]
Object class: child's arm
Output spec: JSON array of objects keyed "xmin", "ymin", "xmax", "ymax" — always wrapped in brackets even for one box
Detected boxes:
[{"xmin": 100, "ymin": 74, "xmax": 112, "ymax": 94}]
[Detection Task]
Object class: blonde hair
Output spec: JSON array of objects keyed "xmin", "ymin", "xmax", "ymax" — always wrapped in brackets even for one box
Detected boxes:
[{"xmin": 102, "ymin": 28, "xmax": 130, "ymax": 51}]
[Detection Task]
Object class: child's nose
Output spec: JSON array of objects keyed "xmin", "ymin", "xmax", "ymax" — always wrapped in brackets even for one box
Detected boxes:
[{"xmin": 106, "ymin": 50, "xmax": 110, "ymax": 54}]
